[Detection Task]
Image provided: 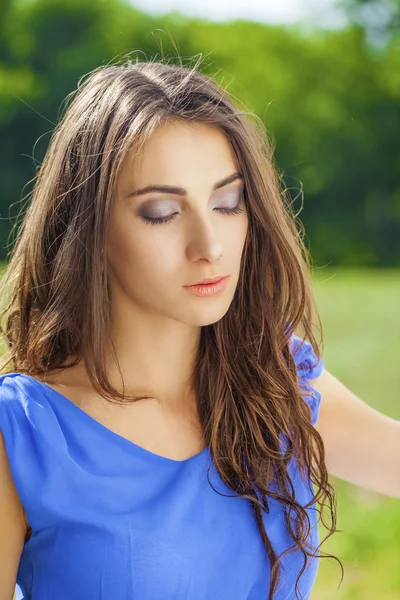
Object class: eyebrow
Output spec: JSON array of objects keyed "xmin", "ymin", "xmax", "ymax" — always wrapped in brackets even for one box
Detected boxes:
[{"xmin": 127, "ymin": 171, "xmax": 244, "ymax": 198}]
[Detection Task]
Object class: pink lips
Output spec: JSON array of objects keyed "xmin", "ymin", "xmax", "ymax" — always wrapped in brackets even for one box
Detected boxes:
[
  {"xmin": 183, "ymin": 276, "xmax": 230, "ymax": 297},
  {"xmin": 188, "ymin": 275, "xmax": 228, "ymax": 286}
]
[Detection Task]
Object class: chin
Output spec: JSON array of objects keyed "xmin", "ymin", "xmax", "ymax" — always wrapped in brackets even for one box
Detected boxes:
[{"xmin": 180, "ymin": 303, "xmax": 232, "ymax": 327}]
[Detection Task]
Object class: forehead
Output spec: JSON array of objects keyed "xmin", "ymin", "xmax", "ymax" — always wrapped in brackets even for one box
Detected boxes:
[{"xmin": 118, "ymin": 121, "xmax": 239, "ymax": 190}]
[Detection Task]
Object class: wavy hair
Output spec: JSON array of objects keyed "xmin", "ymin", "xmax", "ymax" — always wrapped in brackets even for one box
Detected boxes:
[{"xmin": 0, "ymin": 54, "xmax": 342, "ymax": 599}]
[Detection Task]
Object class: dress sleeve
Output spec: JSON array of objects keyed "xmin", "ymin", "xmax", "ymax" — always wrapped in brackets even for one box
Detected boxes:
[{"xmin": 289, "ymin": 334, "xmax": 325, "ymax": 426}]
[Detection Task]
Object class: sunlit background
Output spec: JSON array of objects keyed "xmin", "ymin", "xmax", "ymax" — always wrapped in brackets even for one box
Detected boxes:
[{"xmin": 1, "ymin": 1, "xmax": 399, "ymax": 598}]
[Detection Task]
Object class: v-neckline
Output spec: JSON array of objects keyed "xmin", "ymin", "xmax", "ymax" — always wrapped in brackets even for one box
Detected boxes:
[{"xmin": 13, "ymin": 373, "xmax": 209, "ymax": 467}]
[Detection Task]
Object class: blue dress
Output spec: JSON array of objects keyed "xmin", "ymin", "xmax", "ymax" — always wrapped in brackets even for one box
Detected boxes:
[{"xmin": 0, "ymin": 335, "xmax": 325, "ymax": 600}]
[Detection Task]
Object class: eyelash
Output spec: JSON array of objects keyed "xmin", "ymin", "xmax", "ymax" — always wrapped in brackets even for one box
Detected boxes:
[{"xmin": 141, "ymin": 205, "xmax": 245, "ymax": 226}]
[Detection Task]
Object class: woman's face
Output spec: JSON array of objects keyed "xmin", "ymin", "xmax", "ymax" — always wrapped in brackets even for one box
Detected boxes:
[{"xmin": 106, "ymin": 120, "xmax": 248, "ymax": 327}]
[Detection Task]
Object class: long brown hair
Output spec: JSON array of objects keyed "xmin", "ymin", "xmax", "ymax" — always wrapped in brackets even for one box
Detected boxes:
[{"xmin": 0, "ymin": 54, "xmax": 342, "ymax": 599}]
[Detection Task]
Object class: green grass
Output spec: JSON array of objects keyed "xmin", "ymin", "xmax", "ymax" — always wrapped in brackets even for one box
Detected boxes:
[
  {"xmin": 311, "ymin": 268, "xmax": 400, "ymax": 599},
  {"xmin": 3, "ymin": 265, "xmax": 400, "ymax": 599}
]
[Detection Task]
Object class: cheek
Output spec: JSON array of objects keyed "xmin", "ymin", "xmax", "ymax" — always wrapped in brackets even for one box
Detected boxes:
[
  {"xmin": 225, "ymin": 214, "xmax": 248, "ymax": 255},
  {"xmin": 107, "ymin": 221, "xmax": 182, "ymax": 291},
  {"xmin": 240, "ymin": 213, "xmax": 249, "ymax": 243}
]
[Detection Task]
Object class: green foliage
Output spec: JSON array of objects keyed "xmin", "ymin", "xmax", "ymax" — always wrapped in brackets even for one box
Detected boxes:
[{"xmin": 0, "ymin": 0, "xmax": 399, "ymax": 267}]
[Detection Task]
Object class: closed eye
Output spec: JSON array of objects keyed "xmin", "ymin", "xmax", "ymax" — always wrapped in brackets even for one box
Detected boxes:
[{"xmin": 140, "ymin": 204, "xmax": 245, "ymax": 226}]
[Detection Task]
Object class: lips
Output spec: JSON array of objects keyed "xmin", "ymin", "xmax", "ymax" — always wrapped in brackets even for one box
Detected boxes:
[{"xmin": 186, "ymin": 275, "xmax": 228, "ymax": 286}]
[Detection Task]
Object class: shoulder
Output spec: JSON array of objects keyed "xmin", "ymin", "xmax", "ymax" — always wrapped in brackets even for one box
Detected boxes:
[
  {"xmin": 0, "ymin": 372, "xmax": 27, "ymax": 410},
  {"xmin": 0, "ymin": 374, "xmax": 55, "ymax": 537},
  {"xmin": 0, "ymin": 372, "xmax": 48, "ymax": 440},
  {"xmin": 289, "ymin": 334, "xmax": 325, "ymax": 380},
  {"xmin": 288, "ymin": 334, "xmax": 325, "ymax": 426}
]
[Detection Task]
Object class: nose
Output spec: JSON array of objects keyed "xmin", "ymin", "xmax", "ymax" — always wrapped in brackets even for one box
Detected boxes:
[{"xmin": 185, "ymin": 214, "xmax": 224, "ymax": 263}]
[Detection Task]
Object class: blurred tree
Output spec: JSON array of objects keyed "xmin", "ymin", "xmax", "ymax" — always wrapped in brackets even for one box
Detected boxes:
[
  {"xmin": 338, "ymin": 0, "xmax": 400, "ymax": 46},
  {"xmin": 0, "ymin": 0, "xmax": 399, "ymax": 266}
]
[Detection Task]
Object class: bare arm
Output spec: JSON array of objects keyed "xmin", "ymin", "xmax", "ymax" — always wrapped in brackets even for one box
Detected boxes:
[
  {"xmin": 0, "ymin": 431, "xmax": 27, "ymax": 600},
  {"xmin": 310, "ymin": 369, "xmax": 400, "ymax": 498}
]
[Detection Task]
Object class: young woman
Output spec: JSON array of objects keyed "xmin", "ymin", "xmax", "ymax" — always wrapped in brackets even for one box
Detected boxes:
[{"xmin": 0, "ymin": 56, "xmax": 398, "ymax": 600}]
